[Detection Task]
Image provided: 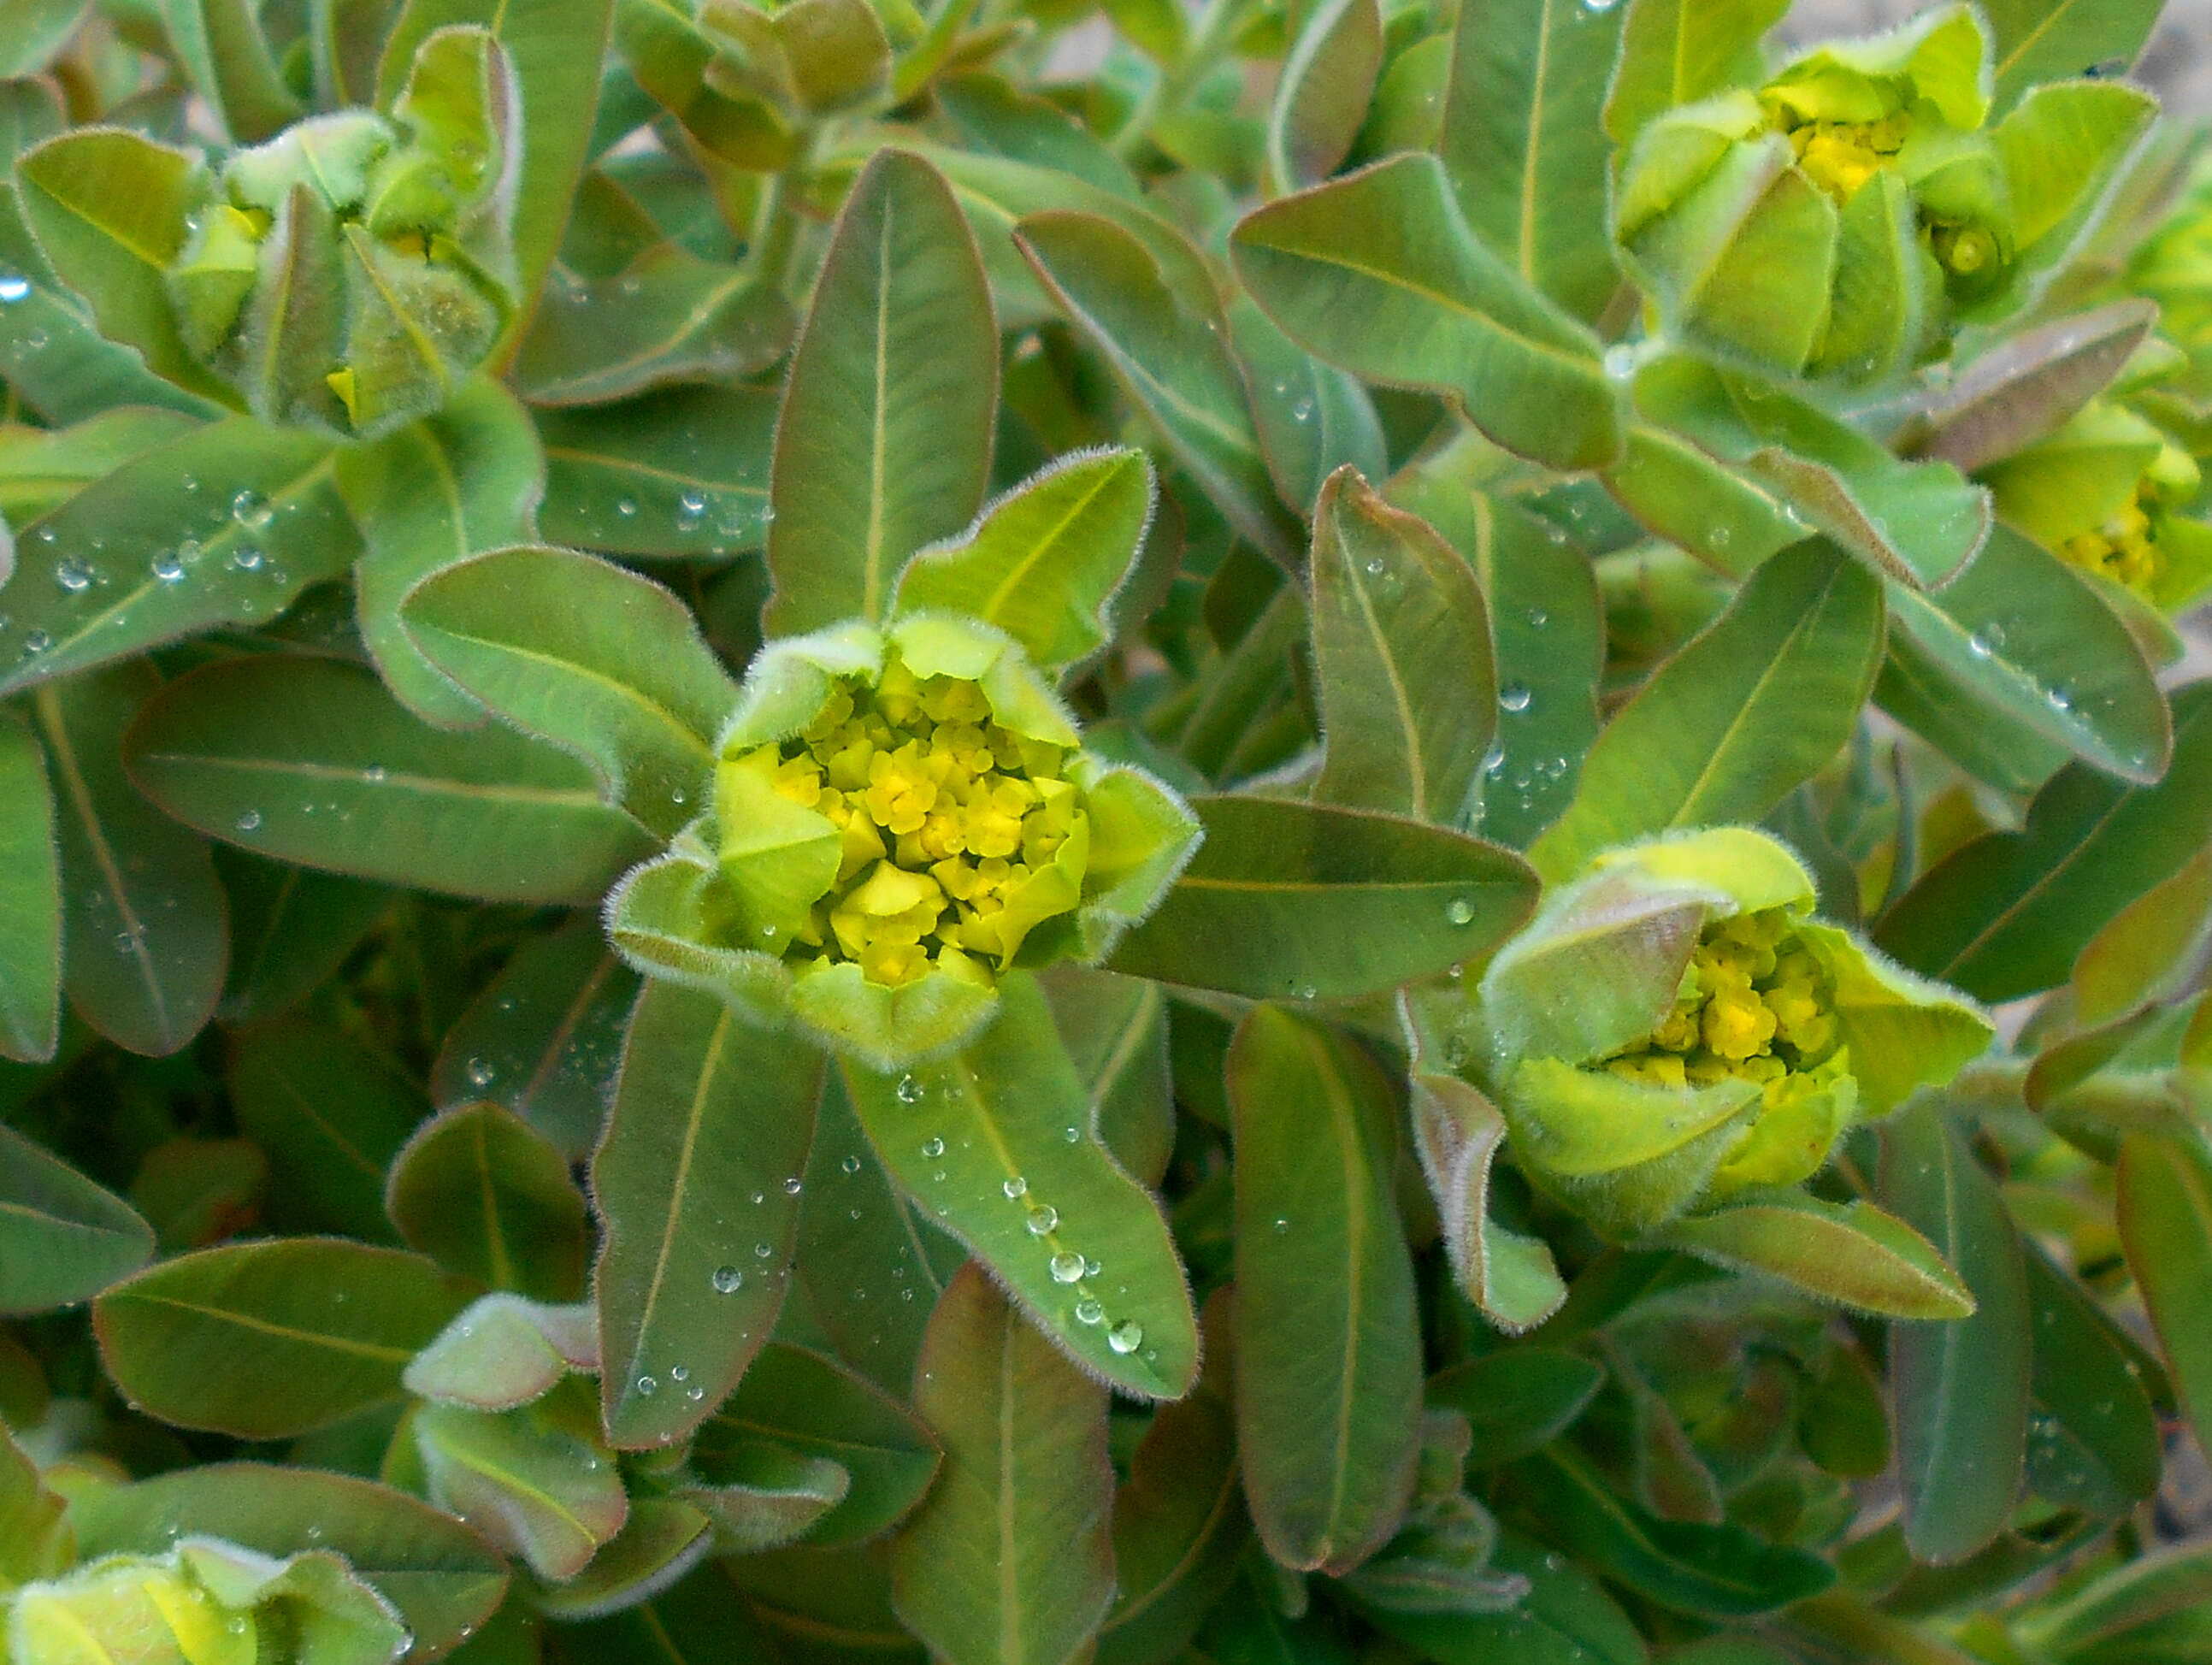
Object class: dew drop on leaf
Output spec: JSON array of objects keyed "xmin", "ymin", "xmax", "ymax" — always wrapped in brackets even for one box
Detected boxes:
[
  {"xmin": 1026, "ymin": 1204, "xmax": 1059, "ymax": 1235},
  {"xmin": 464, "ymin": 1056, "xmax": 495, "ymax": 1089},
  {"xmin": 897, "ymin": 1075, "xmax": 924, "ymax": 1104},
  {"xmin": 1107, "ymin": 1320, "xmax": 1144, "ymax": 1354},
  {"xmin": 1499, "ymin": 682, "xmax": 1533, "ymax": 713},
  {"xmin": 1051, "ymin": 1251, "xmax": 1085, "ymax": 1283},
  {"xmin": 711, "ymin": 1266, "xmax": 744, "ymax": 1293},
  {"xmin": 1002, "ymin": 1176, "xmax": 1027, "ymax": 1199},
  {"xmin": 921, "ymin": 1135, "xmax": 945, "ymax": 1158},
  {"xmin": 1075, "ymin": 1297, "xmax": 1104, "ymax": 1325}
]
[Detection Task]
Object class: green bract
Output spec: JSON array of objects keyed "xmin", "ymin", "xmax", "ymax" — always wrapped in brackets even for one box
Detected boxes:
[
  {"xmin": 5, "ymin": 1538, "xmax": 409, "ymax": 1665},
  {"xmin": 163, "ymin": 31, "xmax": 516, "ymax": 438},
  {"xmin": 1427, "ymin": 829, "xmax": 1993, "ymax": 1242},
  {"xmin": 1616, "ymin": 4, "xmax": 2153, "ymax": 379},
  {"xmin": 609, "ymin": 605, "xmax": 1200, "ymax": 1067}
]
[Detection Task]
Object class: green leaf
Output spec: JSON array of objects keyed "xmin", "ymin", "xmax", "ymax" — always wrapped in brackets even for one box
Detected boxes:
[
  {"xmin": 92, "ymin": 1238, "xmax": 471, "ymax": 1438},
  {"xmin": 215, "ymin": 852, "xmax": 392, "ymax": 1027},
  {"xmin": 1507, "ymin": 1447, "xmax": 1834, "ymax": 1616},
  {"xmin": 0, "ymin": 416, "xmax": 360, "ymax": 697},
  {"xmin": 125, "ymin": 655, "xmax": 658, "ymax": 905},
  {"xmin": 514, "ymin": 244, "xmax": 794, "ymax": 405},
  {"xmin": 337, "ymin": 376, "xmax": 546, "ymax": 729},
  {"xmin": 1881, "ymin": 1103, "xmax": 2032, "ymax": 1565},
  {"xmin": 14, "ymin": 128, "xmax": 236, "ymax": 405},
  {"xmin": 1878, "ymin": 526, "xmax": 2173, "ymax": 788},
  {"xmin": 378, "ymin": 0, "xmax": 616, "ymax": 351},
  {"xmin": 1107, "ymin": 795, "xmax": 1538, "ymax": 1000},
  {"xmin": 1227, "ymin": 294, "xmax": 1390, "ymax": 520},
  {"xmin": 404, "ymin": 1293, "xmax": 597, "ymax": 1410},
  {"xmin": 429, "ymin": 920, "xmax": 640, "ymax": 1161},
  {"xmin": 765, "ymin": 148, "xmax": 998, "ymax": 635},
  {"xmin": 1604, "ymin": 0, "xmax": 1789, "ymax": 145},
  {"xmin": 788, "ymin": 1068, "xmax": 957, "ymax": 1395},
  {"xmin": 893, "ymin": 448, "xmax": 1155, "ymax": 676},
  {"xmin": 1875, "ymin": 683, "xmax": 2212, "ymax": 1002},
  {"xmin": 1531, "ymin": 540, "xmax": 1885, "ymax": 883},
  {"xmin": 387, "ymin": 1102, "xmax": 588, "ymax": 1302},
  {"xmin": 1649, "ymin": 1193, "xmax": 1974, "ymax": 1320},
  {"xmin": 557, "ymin": 1562, "xmax": 792, "ymax": 1661},
  {"xmin": 1229, "ymin": 1006, "xmax": 1423, "ymax": 1573},
  {"xmin": 532, "ymin": 1497, "xmax": 714, "ymax": 1621},
  {"xmin": 69, "ymin": 1462, "xmax": 508, "ymax": 1657},
  {"xmin": 593, "ymin": 979, "xmax": 825, "ymax": 1449},
  {"xmin": 535, "ymin": 384, "xmax": 776, "ymax": 557},
  {"xmin": 1632, "ymin": 353, "xmax": 1989, "ymax": 590},
  {"xmin": 1016, "ymin": 210, "xmax": 1301, "ymax": 569},
  {"xmin": 1425, "ymin": 1349, "xmax": 1606, "ymax": 1467},
  {"xmin": 0, "ymin": 0, "xmax": 91, "ymax": 77},
  {"xmin": 1440, "ymin": 0, "xmax": 1623, "ymax": 322},
  {"xmin": 228, "ymin": 1015, "xmax": 423, "ymax": 1243},
  {"xmin": 0, "ymin": 1122, "xmax": 154, "ymax": 1314},
  {"xmin": 2018, "ymin": 1542, "xmax": 2212, "ymax": 1659},
  {"xmin": 414, "ymin": 1396, "xmax": 628, "ymax": 1582},
  {"xmin": 0, "ymin": 406, "xmax": 204, "ymax": 525},
  {"xmin": 1388, "ymin": 468, "xmax": 1606, "ymax": 848},
  {"xmin": 399, "ymin": 545, "xmax": 738, "ymax": 838},
  {"xmin": 1308, "ymin": 467, "xmax": 1495, "ymax": 825},
  {"xmin": 1267, "ymin": 0, "xmax": 1382, "ymax": 193},
  {"xmin": 0, "ymin": 1425, "xmax": 68, "ymax": 1585},
  {"xmin": 1040, "ymin": 965, "xmax": 1175, "ymax": 1190},
  {"xmin": 2022, "ymin": 1242, "xmax": 2161, "ymax": 1516},
  {"xmin": 1600, "ymin": 424, "xmax": 1806, "ymax": 579},
  {"xmin": 35, "ymin": 663, "xmax": 227, "ymax": 1058},
  {"xmin": 2117, "ymin": 1131, "xmax": 2212, "ymax": 1465},
  {"xmin": 1411, "ymin": 1073, "xmax": 1568, "ymax": 1333},
  {"xmin": 1364, "ymin": 1527, "xmax": 1649, "ymax": 1665},
  {"xmin": 842, "ymin": 971, "xmax": 1199, "ymax": 1401},
  {"xmin": 695, "ymin": 1343, "xmax": 941, "ymax": 1547},
  {"xmin": 1098, "ymin": 1292, "xmax": 1247, "ymax": 1665},
  {"xmin": 1230, "ymin": 154, "xmax": 1625, "ymax": 472},
  {"xmin": 888, "ymin": 1264, "xmax": 1118, "ymax": 1665},
  {"xmin": 1906, "ymin": 300, "xmax": 2157, "ymax": 475},
  {"xmin": 1985, "ymin": 0, "xmax": 2162, "ymax": 115},
  {"xmin": 159, "ymin": 0, "xmax": 305, "ymax": 142},
  {"xmin": 0, "ymin": 710, "xmax": 60, "ymax": 1063}
]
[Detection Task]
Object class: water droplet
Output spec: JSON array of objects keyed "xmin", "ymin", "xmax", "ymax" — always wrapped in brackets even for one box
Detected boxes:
[
  {"xmin": 1273, "ymin": 1217, "xmax": 1290, "ymax": 1233},
  {"xmin": 115, "ymin": 930, "xmax": 138, "ymax": 954},
  {"xmin": 669, "ymin": 1364, "xmax": 689, "ymax": 1383},
  {"xmin": 236, "ymin": 809, "xmax": 262, "ymax": 832},
  {"xmin": 1051, "ymin": 1251, "xmax": 1086, "ymax": 1283},
  {"xmin": 465, "ymin": 1056, "xmax": 496, "ymax": 1088},
  {"xmin": 1364, "ymin": 557, "xmax": 1386, "ymax": 576},
  {"xmin": 1499, "ymin": 682, "xmax": 1533, "ymax": 713},
  {"xmin": 635, "ymin": 1375, "xmax": 658, "ymax": 1396},
  {"xmin": 897, "ymin": 1074, "xmax": 924, "ymax": 1104},
  {"xmin": 685, "ymin": 1385, "xmax": 705, "ymax": 1402},
  {"xmin": 1108, "ymin": 1320, "xmax": 1144, "ymax": 1354},
  {"xmin": 1299, "ymin": 983, "xmax": 1318, "ymax": 1001},
  {"xmin": 921, "ymin": 1135, "xmax": 945, "ymax": 1158},
  {"xmin": 841, "ymin": 1154, "xmax": 863, "ymax": 1174},
  {"xmin": 55, "ymin": 557, "xmax": 93, "ymax": 593},
  {"xmin": 232, "ymin": 490, "xmax": 274, "ymax": 531},
  {"xmin": 1003, "ymin": 1176, "xmax": 1028, "ymax": 1199},
  {"xmin": 232, "ymin": 546, "xmax": 264, "ymax": 572},
  {"xmin": 1026, "ymin": 1203, "xmax": 1059, "ymax": 1236},
  {"xmin": 151, "ymin": 551, "xmax": 186, "ymax": 582},
  {"xmin": 783, "ymin": 1176, "xmax": 803, "ymax": 1195},
  {"xmin": 753, "ymin": 1240, "xmax": 774, "ymax": 1258},
  {"xmin": 1446, "ymin": 896, "xmax": 1476, "ymax": 926},
  {"xmin": 0, "ymin": 273, "xmax": 28, "ymax": 303},
  {"xmin": 1967, "ymin": 629, "xmax": 1997, "ymax": 659},
  {"xmin": 1602, "ymin": 343, "xmax": 1637, "ymax": 380},
  {"xmin": 2047, "ymin": 686, "xmax": 2073, "ymax": 712},
  {"xmin": 1075, "ymin": 1297, "xmax": 1105, "ymax": 1325},
  {"xmin": 712, "ymin": 1266, "xmax": 744, "ymax": 1293},
  {"xmin": 1290, "ymin": 398, "xmax": 1314, "ymax": 422},
  {"xmin": 616, "ymin": 497, "xmax": 639, "ymax": 518},
  {"xmin": 1064, "ymin": 1125, "xmax": 1081, "ymax": 1142},
  {"xmin": 1526, "ymin": 606, "xmax": 1548, "ymax": 627},
  {"xmin": 676, "ymin": 490, "xmax": 708, "ymax": 525},
  {"xmin": 364, "ymin": 765, "xmax": 387, "ymax": 783}
]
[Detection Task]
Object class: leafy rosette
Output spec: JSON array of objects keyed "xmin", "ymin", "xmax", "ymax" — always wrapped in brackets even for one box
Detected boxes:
[
  {"xmin": 5, "ymin": 1537, "xmax": 410, "ymax": 1665},
  {"xmin": 1615, "ymin": 4, "xmax": 2153, "ymax": 381},
  {"xmin": 164, "ymin": 27, "xmax": 516, "ymax": 438},
  {"xmin": 1426, "ymin": 829, "xmax": 1992, "ymax": 1243},
  {"xmin": 609, "ymin": 610, "xmax": 1200, "ymax": 1069}
]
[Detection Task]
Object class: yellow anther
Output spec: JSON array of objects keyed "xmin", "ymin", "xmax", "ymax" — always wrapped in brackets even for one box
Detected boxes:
[
  {"xmin": 771, "ymin": 754, "xmax": 824, "ymax": 808},
  {"xmin": 1608, "ymin": 1053, "xmax": 1689, "ymax": 1090},
  {"xmin": 1704, "ymin": 981, "xmax": 1778, "ymax": 1060}
]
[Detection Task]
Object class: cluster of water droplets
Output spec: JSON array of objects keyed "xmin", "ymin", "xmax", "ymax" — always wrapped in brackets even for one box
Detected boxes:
[{"xmin": 894, "ymin": 1073, "xmax": 1148, "ymax": 1359}]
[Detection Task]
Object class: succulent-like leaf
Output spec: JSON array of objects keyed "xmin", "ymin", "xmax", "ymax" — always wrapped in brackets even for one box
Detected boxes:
[
  {"xmin": 387, "ymin": 1101, "xmax": 589, "ymax": 1301},
  {"xmin": 0, "ymin": 1122, "xmax": 155, "ymax": 1315}
]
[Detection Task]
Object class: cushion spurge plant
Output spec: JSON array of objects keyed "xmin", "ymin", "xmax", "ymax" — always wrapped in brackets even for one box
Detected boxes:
[{"xmin": 11, "ymin": 0, "xmax": 2212, "ymax": 1662}]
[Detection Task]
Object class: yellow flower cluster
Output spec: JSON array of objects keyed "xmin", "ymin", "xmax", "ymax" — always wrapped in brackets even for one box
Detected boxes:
[
  {"xmin": 1603, "ymin": 910, "xmax": 1840, "ymax": 1096},
  {"xmin": 2062, "ymin": 485, "xmax": 2166, "ymax": 594},
  {"xmin": 730, "ymin": 654, "xmax": 1086, "ymax": 989},
  {"xmin": 1784, "ymin": 112, "xmax": 1910, "ymax": 204}
]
